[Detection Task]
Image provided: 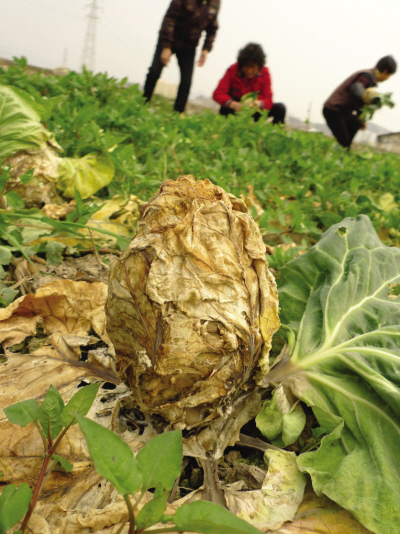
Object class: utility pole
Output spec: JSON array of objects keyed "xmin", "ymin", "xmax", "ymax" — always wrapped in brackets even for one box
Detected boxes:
[{"xmin": 81, "ymin": 0, "xmax": 100, "ymax": 72}]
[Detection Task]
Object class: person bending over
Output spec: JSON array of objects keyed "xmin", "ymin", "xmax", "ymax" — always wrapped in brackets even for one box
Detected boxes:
[
  {"xmin": 144, "ymin": 0, "xmax": 220, "ymax": 113},
  {"xmin": 323, "ymin": 55, "xmax": 397, "ymax": 149},
  {"xmin": 212, "ymin": 43, "xmax": 286, "ymax": 124}
]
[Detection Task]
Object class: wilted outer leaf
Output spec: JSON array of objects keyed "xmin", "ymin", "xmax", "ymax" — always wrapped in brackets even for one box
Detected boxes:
[
  {"xmin": 267, "ymin": 215, "xmax": 400, "ymax": 534},
  {"xmin": 0, "ymin": 280, "xmax": 110, "ymax": 348},
  {"xmin": 224, "ymin": 450, "xmax": 306, "ymax": 532},
  {"xmin": 85, "ymin": 194, "xmax": 143, "ymax": 244},
  {"xmin": 106, "ymin": 176, "xmax": 279, "ymax": 428},
  {"xmin": 182, "ymin": 390, "xmax": 261, "ymax": 461},
  {"xmin": 271, "ymin": 486, "xmax": 373, "ymax": 533}
]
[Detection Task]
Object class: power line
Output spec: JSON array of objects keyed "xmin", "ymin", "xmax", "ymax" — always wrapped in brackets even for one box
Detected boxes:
[{"xmin": 81, "ymin": 0, "xmax": 100, "ymax": 72}]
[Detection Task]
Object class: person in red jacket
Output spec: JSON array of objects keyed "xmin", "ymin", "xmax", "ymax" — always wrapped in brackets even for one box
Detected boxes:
[{"xmin": 213, "ymin": 43, "xmax": 285, "ymax": 124}]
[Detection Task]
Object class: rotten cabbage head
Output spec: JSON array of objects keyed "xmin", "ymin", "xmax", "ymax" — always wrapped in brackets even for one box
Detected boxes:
[{"xmin": 106, "ymin": 176, "xmax": 279, "ymax": 429}]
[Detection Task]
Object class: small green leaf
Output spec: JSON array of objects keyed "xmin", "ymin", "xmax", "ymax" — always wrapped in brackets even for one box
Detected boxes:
[
  {"xmin": 75, "ymin": 413, "xmax": 142, "ymax": 496},
  {"xmin": 0, "ymin": 286, "xmax": 19, "ymax": 306},
  {"xmin": 20, "ymin": 218, "xmax": 53, "ymax": 244},
  {"xmin": 45, "ymin": 241, "xmax": 66, "ymax": 266},
  {"xmin": 4, "ymin": 399, "xmax": 41, "ymax": 427},
  {"xmin": 115, "ymin": 235, "xmax": 130, "ymax": 251},
  {"xmin": 74, "ymin": 187, "xmax": 84, "ymax": 216},
  {"xmin": 136, "ymin": 430, "xmax": 182, "ymax": 491},
  {"xmin": 51, "ymin": 454, "xmax": 73, "ymax": 473},
  {"xmin": 61, "ymin": 382, "xmax": 100, "ymax": 426},
  {"xmin": 0, "ymin": 483, "xmax": 32, "ymax": 534},
  {"xmin": 0, "ymin": 246, "xmax": 12, "ymax": 265},
  {"xmin": 20, "ymin": 168, "xmax": 34, "ymax": 185},
  {"xmin": 174, "ymin": 501, "xmax": 262, "ymax": 534},
  {"xmin": 5, "ymin": 190, "xmax": 24, "ymax": 209},
  {"xmin": 39, "ymin": 385, "xmax": 65, "ymax": 439},
  {"xmin": 135, "ymin": 485, "xmax": 168, "ymax": 530}
]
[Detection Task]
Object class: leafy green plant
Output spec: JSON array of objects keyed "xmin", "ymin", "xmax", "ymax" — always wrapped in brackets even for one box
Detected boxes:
[
  {"xmin": 263, "ymin": 214, "xmax": 400, "ymax": 534},
  {"xmin": 2, "ymin": 59, "xmax": 400, "ymax": 266},
  {"xmin": 3, "ymin": 382, "xmax": 100, "ymax": 533},
  {"xmin": 360, "ymin": 91, "xmax": 395, "ymax": 121},
  {"xmin": 240, "ymin": 92, "xmax": 259, "ymax": 108},
  {"xmin": 76, "ymin": 415, "xmax": 262, "ymax": 534}
]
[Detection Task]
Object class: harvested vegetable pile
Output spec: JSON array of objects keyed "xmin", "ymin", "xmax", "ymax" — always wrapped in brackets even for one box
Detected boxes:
[{"xmin": 106, "ymin": 176, "xmax": 280, "ymax": 429}]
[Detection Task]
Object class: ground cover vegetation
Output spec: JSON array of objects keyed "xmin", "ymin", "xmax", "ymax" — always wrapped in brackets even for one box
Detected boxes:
[
  {"xmin": 1, "ymin": 58, "xmax": 400, "ymax": 534},
  {"xmin": 2, "ymin": 58, "xmax": 400, "ymax": 278}
]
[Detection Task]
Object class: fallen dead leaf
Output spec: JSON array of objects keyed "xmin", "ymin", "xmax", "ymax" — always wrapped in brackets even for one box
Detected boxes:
[
  {"xmin": 0, "ymin": 280, "xmax": 110, "ymax": 348},
  {"xmin": 223, "ymin": 450, "xmax": 306, "ymax": 532},
  {"xmin": 271, "ymin": 484, "xmax": 373, "ymax": 533}
]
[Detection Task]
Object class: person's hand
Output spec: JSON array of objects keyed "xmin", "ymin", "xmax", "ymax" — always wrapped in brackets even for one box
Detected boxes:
[
  {"xmin": 229, "ymin": 101, "xmax": 243, "ymax": 112},
  {"xmin": 362, "ymin": 87, "xmax": 380, "ymax": 104},
  {"xmin": 161, "ymin": 48, "xmax": 172, "ymax": 66},
  {"xmin": 197, "ymin": 50, "xmax": 208, "ymax": 67},
  {"xmin": 253, "ymin": 100, "xmax": 263, "ymax": 108}
]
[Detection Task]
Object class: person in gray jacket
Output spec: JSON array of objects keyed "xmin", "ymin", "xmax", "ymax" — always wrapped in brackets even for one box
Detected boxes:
[{"xmin": 323, "ymin": 55, "xmax": 396, "ymax": 149}]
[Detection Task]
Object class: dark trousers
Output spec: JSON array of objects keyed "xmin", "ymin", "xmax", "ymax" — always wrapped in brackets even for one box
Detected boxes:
[
  {"xmin": 143, "ymin": 39, "xmax": 196, "ymax": 113},
  {"xmin": 323, "ymin": 106, "xmax": 361, "ymax": 149},
  {"xmin": 219, "ymin": 102, "xmax": 286, "ymax": 124}
]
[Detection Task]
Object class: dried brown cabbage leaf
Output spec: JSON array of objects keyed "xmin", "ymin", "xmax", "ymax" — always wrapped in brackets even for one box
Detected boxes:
[
  {"xmin": 0, "ymin": 280, "xmax": 110, "ymax": 348},
  {"xmin": 106, "ymin": 176, "xmax": 280, "ymax": 429}
]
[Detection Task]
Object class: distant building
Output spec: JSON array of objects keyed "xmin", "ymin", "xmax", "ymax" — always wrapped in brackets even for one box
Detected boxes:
[{"xmin": 376, "ymin": 133, "xmax": 400, "ymax": 154}]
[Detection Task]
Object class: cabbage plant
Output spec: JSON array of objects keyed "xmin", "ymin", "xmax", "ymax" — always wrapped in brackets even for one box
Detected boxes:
[
  {"xmin": 261, "ymin": 214, "xmax": 400, "ymax": 534},
  {"xmin": 106, "ymin": 176, "xmax": 280, "ymax": 430}
]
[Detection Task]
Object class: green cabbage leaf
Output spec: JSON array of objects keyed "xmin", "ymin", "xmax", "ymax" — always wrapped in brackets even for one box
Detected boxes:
[
  {"xmin": 0, "ymin": 85, "xmax": 53, "ymax": 157},
  {"xmin": 56, "ymin": 151, "xmax": 114, "ymax": 199},
  {"xmin": 268, "ymin": 215, "xmax": 400, "ymax": 534}
]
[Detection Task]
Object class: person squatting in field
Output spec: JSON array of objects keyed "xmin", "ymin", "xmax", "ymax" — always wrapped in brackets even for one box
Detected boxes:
[
  {"xmin": 143, "ymin": 0, "xmax": 220, "ymax": 113},
  {"xmin": 212, "ymin": 43, "xmax": 286, "ymax": 124},
  {"xmin": 323, "ymin": 55, "xmax": 397, "ymax": 149}
]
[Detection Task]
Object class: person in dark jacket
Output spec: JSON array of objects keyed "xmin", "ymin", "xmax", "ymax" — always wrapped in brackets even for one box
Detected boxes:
[
  {"xmin": 212, "ymin": 43, "xmax": 286, "ymax": 124},
  {"xmin": 144, "ymin": 0, "xmax": 220, "ymax": 113},
  {"xmin": 323, "ymin": 55, "xmax": 397, "ymax": 149}
]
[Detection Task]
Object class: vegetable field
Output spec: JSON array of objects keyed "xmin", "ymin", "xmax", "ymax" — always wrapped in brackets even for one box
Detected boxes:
[{"xmin": 1, "ymin": 59, "xmax": 400, "ymax": 534}]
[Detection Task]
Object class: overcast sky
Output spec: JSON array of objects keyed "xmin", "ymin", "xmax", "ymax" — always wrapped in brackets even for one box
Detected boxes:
[{"xmin": 1, "ymin": 0, "xmax": 400, "ymax": 131}]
